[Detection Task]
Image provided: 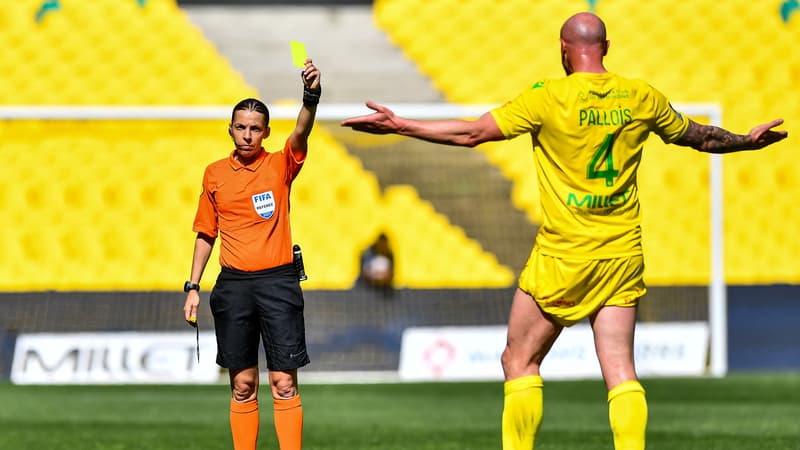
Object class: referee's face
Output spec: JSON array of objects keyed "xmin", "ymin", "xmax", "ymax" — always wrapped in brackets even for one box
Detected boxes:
[{"xmin": 229, "ymin": 110, "xmax": 270, "ymax": 165}]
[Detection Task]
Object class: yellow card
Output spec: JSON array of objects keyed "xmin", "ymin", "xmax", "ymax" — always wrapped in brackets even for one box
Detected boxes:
[{"xmin": 290, "ymin": 40, "xmax": 307, "ymax": 68}]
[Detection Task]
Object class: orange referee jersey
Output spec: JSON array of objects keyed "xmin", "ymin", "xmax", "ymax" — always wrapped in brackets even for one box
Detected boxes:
[{"xmin": 193, "ymin": 138, "xmax": 305, "ymax": 271}]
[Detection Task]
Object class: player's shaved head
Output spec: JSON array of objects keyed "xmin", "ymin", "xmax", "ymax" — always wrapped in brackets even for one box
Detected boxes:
[
  {"xmin": 559, "ymin": 12, "xmax": 609, "ymax": 75},
  {"xmin": 560, "ymin": 12, "xmax": 607, "ymax": 46}
]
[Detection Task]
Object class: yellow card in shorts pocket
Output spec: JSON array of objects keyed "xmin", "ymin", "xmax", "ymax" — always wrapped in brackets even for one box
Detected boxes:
[{"xmin": 290, "ymin": 40, "xmax": 307, "ymax": 68}]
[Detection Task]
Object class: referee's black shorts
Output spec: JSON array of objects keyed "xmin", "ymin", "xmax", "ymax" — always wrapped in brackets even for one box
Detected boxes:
[{"xmin": 209, "ymin": 263, "xmax": 310, "ymax": 371}]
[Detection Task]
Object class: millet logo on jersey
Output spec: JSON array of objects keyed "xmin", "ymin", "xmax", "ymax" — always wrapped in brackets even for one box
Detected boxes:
[
  {"xmin": 567, "ymin": 189, "xmax": 631, "ymax": 210},
  {"xmin": 531, "ymin": 81, "xmax": 545, "ymax": 89},
  {"xmin": 252, "ymin": 191, "xmax": 275, "ymax": 219}
]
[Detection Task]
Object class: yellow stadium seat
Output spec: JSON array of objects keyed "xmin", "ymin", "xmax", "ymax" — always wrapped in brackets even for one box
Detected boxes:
[
  {"xmin": 1, "ymin": 0, "xmax": 255, "ymax": 105},
  {"xmin": 381, "ymin": 185, "xmax": 514, "ymax": 288}
]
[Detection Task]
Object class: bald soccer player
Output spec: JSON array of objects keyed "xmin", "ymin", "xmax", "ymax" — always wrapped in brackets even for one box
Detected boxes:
[{"xmin": 342, "ymin": 12, "xmax": 787, "ymax": 450}]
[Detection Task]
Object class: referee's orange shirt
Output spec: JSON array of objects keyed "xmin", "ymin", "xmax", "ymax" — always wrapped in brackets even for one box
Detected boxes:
[{"xmin": 193, "ymin": 138, "xmax": 305, "ymax": 271}]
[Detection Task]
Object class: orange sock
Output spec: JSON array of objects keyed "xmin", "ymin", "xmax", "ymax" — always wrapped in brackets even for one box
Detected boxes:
[
  {"xmin": 273, "ymin": 395, "xmax": 303, "ymax": 450},
  {"xmin": 230, "ymin": 398, "xmax": 259, "ymax": 450}
]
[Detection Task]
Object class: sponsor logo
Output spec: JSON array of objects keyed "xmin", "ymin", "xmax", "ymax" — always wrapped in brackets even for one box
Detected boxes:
[
  {"xmin": 566, "ymin": 189, "xmax": 631, "ymax": 210},
  {"xmin": 578, "ymin": 89, "xmax": 630, "ymax": 101},
  {"xmin": 289, "ymin": 349, "xmax": 307, "ymax": 360},
  {"xmin": 422, "ymin": 339, "xmax": 457, "ymax": 378},
  {"xmin": 11, "ymin": 332, "xmax": 218, "ymax": 384},
  {"xmin": 542, "ymin": 296, "xmax": 576, "ymax": 307},
  {"xmin": 400, "ymin": 323, "xmax": 709, "ymax": 381}
]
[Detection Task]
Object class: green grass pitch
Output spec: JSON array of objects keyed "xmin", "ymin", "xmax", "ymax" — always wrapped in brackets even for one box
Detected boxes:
[{"xmin": 0, "ymin": 373, "xmax": 798, "ymax": 449}]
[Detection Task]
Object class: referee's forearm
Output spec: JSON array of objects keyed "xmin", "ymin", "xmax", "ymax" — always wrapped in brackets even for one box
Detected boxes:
[
  {"xmin": 291, "ymin": 104, "xmax": 317, "ymax": 150},
  {"xmin": 189, "ymin": 234, "xmax": 215, "ymax": 284}
]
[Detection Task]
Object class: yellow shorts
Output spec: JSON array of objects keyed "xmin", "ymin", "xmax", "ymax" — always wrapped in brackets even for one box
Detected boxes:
[{"xmin": 518, "ymin": 246, "xmax": 646, "ymax": 326}]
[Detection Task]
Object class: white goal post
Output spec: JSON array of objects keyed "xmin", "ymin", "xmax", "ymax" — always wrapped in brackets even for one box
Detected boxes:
[{"xmin": 0, "ymin": 103, "xmax": 726, "ymax": 378}]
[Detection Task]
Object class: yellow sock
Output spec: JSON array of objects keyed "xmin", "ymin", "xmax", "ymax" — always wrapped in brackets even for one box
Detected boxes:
[
  {"xmin": 502, "ymin": 375, "xmax": 544, "ymax": 450},
  {"xmin": 274, "ymin": 395, "xmax": 303, "ymax": 450},
  {"xmin": 608, "ymin": 380, "xmax": 647, "ymax": 450},
  {"xmin": 230, "ymin": 398, "xmax": 259, "ymax": 450}
]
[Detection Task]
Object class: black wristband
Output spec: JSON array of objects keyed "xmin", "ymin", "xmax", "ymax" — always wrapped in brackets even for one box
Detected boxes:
[{"xmin": 303, "ymin": 86, "xmax": 321, "ymax": 106}]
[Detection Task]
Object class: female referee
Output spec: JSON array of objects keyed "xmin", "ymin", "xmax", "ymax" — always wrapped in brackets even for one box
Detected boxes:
[{"xmin": 183, "ymin": 58, "xmax": 321, "ymax": 450}]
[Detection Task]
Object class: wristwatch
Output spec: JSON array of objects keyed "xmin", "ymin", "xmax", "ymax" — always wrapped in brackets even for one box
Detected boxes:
[{"xmin": 183, "ymin": 281, "xmax": 200, "ymax": 293}]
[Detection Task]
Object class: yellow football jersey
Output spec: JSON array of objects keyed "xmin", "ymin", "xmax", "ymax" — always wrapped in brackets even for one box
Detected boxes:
[{"xmin": 491, "ymin": 72, "xmax": 688, "ymax": 259}]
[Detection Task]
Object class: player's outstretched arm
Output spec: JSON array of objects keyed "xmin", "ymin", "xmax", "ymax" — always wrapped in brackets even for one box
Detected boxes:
[
  {"xmin": 675, "ymin": 118, "xmax": 788, "ymax": 153},
  {"xmin": 289, "ymin": 58, "xmax": 321, "ymax": 154},
  {"xmin": 341, "ymin": 101, "xmax": 506, "ymax": 148}
]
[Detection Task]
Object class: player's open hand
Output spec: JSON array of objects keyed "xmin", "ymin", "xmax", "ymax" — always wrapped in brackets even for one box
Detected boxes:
[
  {"xmin": 748, "ymin": 118, "xmax": 788, "ymax": 149},
  {"xmin": 302, "ymin": 58, "xmax": 321, "ymax": 90},
  {"xmin": 340, "ymin": 101, "xmax": 402, "ymax": 134}
]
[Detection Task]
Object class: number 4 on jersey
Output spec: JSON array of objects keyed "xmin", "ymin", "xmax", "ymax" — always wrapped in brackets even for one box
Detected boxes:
[{"xmin": 587, "ymin": 133, "xmax": 619, "ymax": 187}]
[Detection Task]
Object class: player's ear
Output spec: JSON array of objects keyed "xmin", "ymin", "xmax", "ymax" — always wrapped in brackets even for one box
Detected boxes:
[
  {"xmin": 603, "ymin": 40, "xmax": 610, "ymax": 56},
  {"xmin": 264, "ymin": 126, "xmax": 271, "ymax": 138},
  {"xmin": 228, "ymin": 124, "xmax": 233, "ymax": 137}
]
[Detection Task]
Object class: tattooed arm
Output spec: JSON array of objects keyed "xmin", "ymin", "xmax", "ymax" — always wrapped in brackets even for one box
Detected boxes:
[{"xmin": 675, "ymin": 118, "xmax": 787, "ymax": 153}]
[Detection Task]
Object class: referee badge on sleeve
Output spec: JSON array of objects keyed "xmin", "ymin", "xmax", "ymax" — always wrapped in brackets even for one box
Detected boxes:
[{"xmin": 252, "ymin": 191, "xmax": 275, "ymax": 219}]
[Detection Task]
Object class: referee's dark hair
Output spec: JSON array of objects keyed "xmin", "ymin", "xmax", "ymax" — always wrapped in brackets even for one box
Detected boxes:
[{"xmin": 231, "ymin": 98, "xmax": 270, "ymax": 126}]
